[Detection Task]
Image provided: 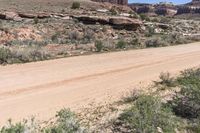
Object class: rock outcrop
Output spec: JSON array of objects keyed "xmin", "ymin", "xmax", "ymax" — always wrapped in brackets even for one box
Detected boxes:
[
  {"xmin": 72, "ymin": 15, "xmax": 109, "ymax": 24},
  {"xmin": 73, "ymin": 15, "xmax": 142, "ymax": 30},
  {"xmin": 0, "ymin": 11, "xmax": 51, "ymax": 21},
  {"xmin": 92, "ymin": 0, "xmax": 128, "ymax": 5},
  {"xmin": 0, "ymin": 12, "xmax": 22, "ymax": 21},
  {"xmin": 18, "ymin": 12, "xmax": 51, "ymax": 19},
  {"xmin": 109, "ymin": 17, "xmax": 142, "ymax": 30}
]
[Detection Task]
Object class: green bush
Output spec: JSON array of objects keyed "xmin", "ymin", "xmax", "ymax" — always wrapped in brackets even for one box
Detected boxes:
[
  {"xmin": 116, "ymin": 95, "xmax": 179, "ymax": 133},
  {"xmin": 10, "ymin": 46, "xmax": 50, "ymax": 63},
  {"xmin": 157, "ymin": 72, "xmax": 176, "ymax": 87},
  {"xmin": 145, "ymin": 38, "xmax": 168, "ymax": 48},
  {"xmin": 130, "ymin": 37, "xmax": 140, "ymax": 47},
  {"xmin": 116, "ymin": 40, "xmax": 126, "ymax": 49},
  {"xmin": 0, "ymin": 109, "xmax": 85, "ymax": 133},
  {"xmin": 160, "ymin": 16, "xmax": 171, "ymax": 24},
  {"xmin": 44, "ymin": 109, "xmax": 85, "ymax": 133},
  {"xmin": 68, "ymin": 30, "xmax": 81, "ymax": 43},
  {"xmin": 110, "ymin": 8, "xmax": 117, "ymax": 15},
  {"xmin": 170, "ymin": 69, "xmax": 200, "ymax": 119},
  {"xmin": 140, "ymin": 14, "xmax": 150, "ymax": 21},
  {"xmin": 0, "ymin": 120, "xmax": 25, "ymax": 133},
  {"xmin": 34, "ymin": 17, "xmax": 39, "ymax": 24},
  {"xmin": 187, "ymin": 120, "xmax": 200, "ymax": 133},
  {"xmin": 0, "ymin": 46, "xmax": 51, "ymax": 65},
  {"xmin": 145, "ymin": 26, "xmax": 155, "ymax": 37},
  {"xmin": 0, "ymin": 47, "xmax": 11, "ymax": 64},
  {"xmin": 84, "ymin": 29, "xmax": 94, "ymax": 42},
  {"xmin": 71, "ymin": 2, "xmax": 80, "ymax": 9},
  {"xmin": 95, "ymin": 40, "xmax": 103, "ymax": 52}
]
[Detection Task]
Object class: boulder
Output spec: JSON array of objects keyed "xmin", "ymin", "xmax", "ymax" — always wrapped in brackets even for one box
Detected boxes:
[
  {"xmin": 96, "ymin": 9, "xmax": 109, "ymax": 13},
  {"xmin": 157, "ymin": 23, "xmax": 170, "ymax": 29},
  {"xmin": 109, "ymin": 17, "xmax": 142, "ymax": 30},
  {"xmin": 0, "ymin": 13, "xmax": 6, "ymax": 19},
  {"xmin": 92, "ymin": 0, "xmax": 128, "ymax": 5},
  {"xmin": 0, "ymin": 12, "xmax": 22, "ymax": 21},
  {"xmin": 73, "ymin": 15, "xmax": 142, "ymax": 30},
  {"xmin": 73, "ymin": 15, "xmax": 109, "ymax": 24},
  {"xmin": 18, "ymin": 12, "xmax": 50, "ymax": 19}
]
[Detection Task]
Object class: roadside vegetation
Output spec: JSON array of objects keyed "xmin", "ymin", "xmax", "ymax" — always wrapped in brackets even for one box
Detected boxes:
[
  {"xmin": 1, "ymin": 68, "xmax": 200, "ymax": 132},
  {"xmin": 0, "ymin": 109, "xmax": 86, "ymax": 133},
  {"xmin": 112, "ymin": 68, "xmax": 200, "ymax": 133},
  {"xmin": 0, "ymin": 31, "xmax": 199, "ymax": 65},
  {"xmin": 0, "ymin": 5, "xmax": 200, "ymax": 65}
]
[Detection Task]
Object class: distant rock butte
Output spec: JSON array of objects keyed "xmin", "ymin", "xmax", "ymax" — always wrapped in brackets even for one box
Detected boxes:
[
  {"xmin": 176, "ymin": 0, "xmax": 200, "ymax": 14},
  {"xmin": 129, "ymin": 0, "xmax": 200, "ymax": 16},
  {"xmin": 129, "ymin": 3, "xmax": 177, "ymax": 16}
]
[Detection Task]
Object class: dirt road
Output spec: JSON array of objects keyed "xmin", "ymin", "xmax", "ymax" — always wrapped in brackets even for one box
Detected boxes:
[{"xmin": 1, "ymin": 42, "xmax": 200, "ymax": 124}]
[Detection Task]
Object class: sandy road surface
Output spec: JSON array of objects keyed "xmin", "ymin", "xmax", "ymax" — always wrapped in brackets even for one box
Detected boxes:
[{"xmin": 1, "ymin": 42, "xmax": 200, "ymax": 124}]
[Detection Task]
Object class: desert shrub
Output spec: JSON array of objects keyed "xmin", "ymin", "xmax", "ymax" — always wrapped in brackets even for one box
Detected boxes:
[
  {"xmin": 170, "ymin": 69, "xmax": 200, "ymax": 119},
  {"xmin": 95, "ymin": 40, "xmax": 103, "ymax": 52},
  {"xmin": 145, "ymin": 38, "xmax": 168, "ymax": 48},
  {"xmin": 51, "ymin": 33, "xmax": 61, "ymax": 43},
  {"xmin": 101, "ymin": 39, "xmax": 115, "ymax": 51},
  {"xmin": 151, "ymin": 18, "xmax": 159, "ymax": 22},
  {"xmin": 71, "ymin": 2, "xmax": 80, "ymax": 9},
  {"xmin": 122, "ymin": 90, "xmax": 140, "ymax": 103},
  {"xmin": 155, "ymin": 72, "xmax": 177, "ymax": 91},
  {"xmin": 187, "ymin": 120, "xmax": 200, "ymax": 133},
  {"xmin": 83, "ymin": 29, "xmax": 94, "ymax": 42},
  {"xmin": 129, "ymin": 11, "xmax": 140, "ymax": 19},
  {"xmin": 116, "ymin": 95, "xmax": 179, "ymax": 133},
  {"xmin": 160, "ymin": 16, "xmax": 171, "ymax": 24},
  {"xmin": 0, "ymin": 119, "xmax": 26, "ymax": 133},
  {"xmin": 130, "ymin": 37, "xmax": 142, "ymax": 48},
  {"xmin": 9, "ymin": 39, "xmax": 49, "ymax": 46},
  {"xmin": 186, "ymin": 35, "xmax": 200, "ymax": 42},
  {"xmin": 145, "ymin": 26, "xmax": 155, "ymax": 37},
  {"xmin": 0, "ymin": 47, "xmax": 11, "ymax": 64},
  {"xmin": 140, "ymin": 14, "xmax": 150, "ymax": 21},
  {"xmin": 174, "ymin": 37, "xmax": 189, "ymax": 44},
  {"xmin": 44, "ymin": 109, "xmax": 85, "ymax": 133},
  {"xmin": 161, "ymin": 34, "xmax": 175, "ymax": 44},
  {"xmin": 61, "ymin": 9, "xmax": 65, "ymax": 13},
  {"xmin": 10, "ymin": 46, "xmax": 50, "ymax": 63},
  {"xmin": 102, "ymin": 26, "xmax": 107, "ymax": 33},
  {"xmin": 157, "ymin": 72, "xmax": 176, "ymax": 87},
  {"xmin": 0, "ymin": 109, "xmax": 85, "ymax": 133},
  {"xmin": 34, "ymin": 17, "xmax": 39, "ymax": 24},
  {"xmin": 116, "ymin": 40, "xmax": 126, "ymax": 49},
  {"xmin": 0, "ymin": 46, "xmax": 51, "ymax": 65},
  {"xmin": 68, "ymin": 31, "xmax": 81, "ymax": 43},
  {"xmin": 110, "ymin": 8, "xmax": 117, "ymax": 15},
  {"xmin": 128, "ymin": 11, "xmax": 134, "ymax": 15},
  {"xmin": 161, "ymin": 33, "xmax": 189, "ymax": 45}
]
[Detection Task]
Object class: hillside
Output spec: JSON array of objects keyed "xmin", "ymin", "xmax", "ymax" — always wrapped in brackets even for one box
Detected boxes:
[
  {"xmin": 186, "ymin": 0, "xmax": 200, "ymax": 6},
  {"xmin": 0, "ymin": 0, "xmax": 98, "ymax": 12}
]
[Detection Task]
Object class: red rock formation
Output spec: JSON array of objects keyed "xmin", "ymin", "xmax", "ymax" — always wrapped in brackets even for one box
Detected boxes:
[
  {"xmin": 129, "ymin": 3, "xmax": 177, "ymax": 16},
  {"xmin": 176, "ymin": 0, "xmax": 200, "ymax": 14},
  {"xmin": 155, "ymin": 4, "xmax": 177, "ymax": 16}
]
